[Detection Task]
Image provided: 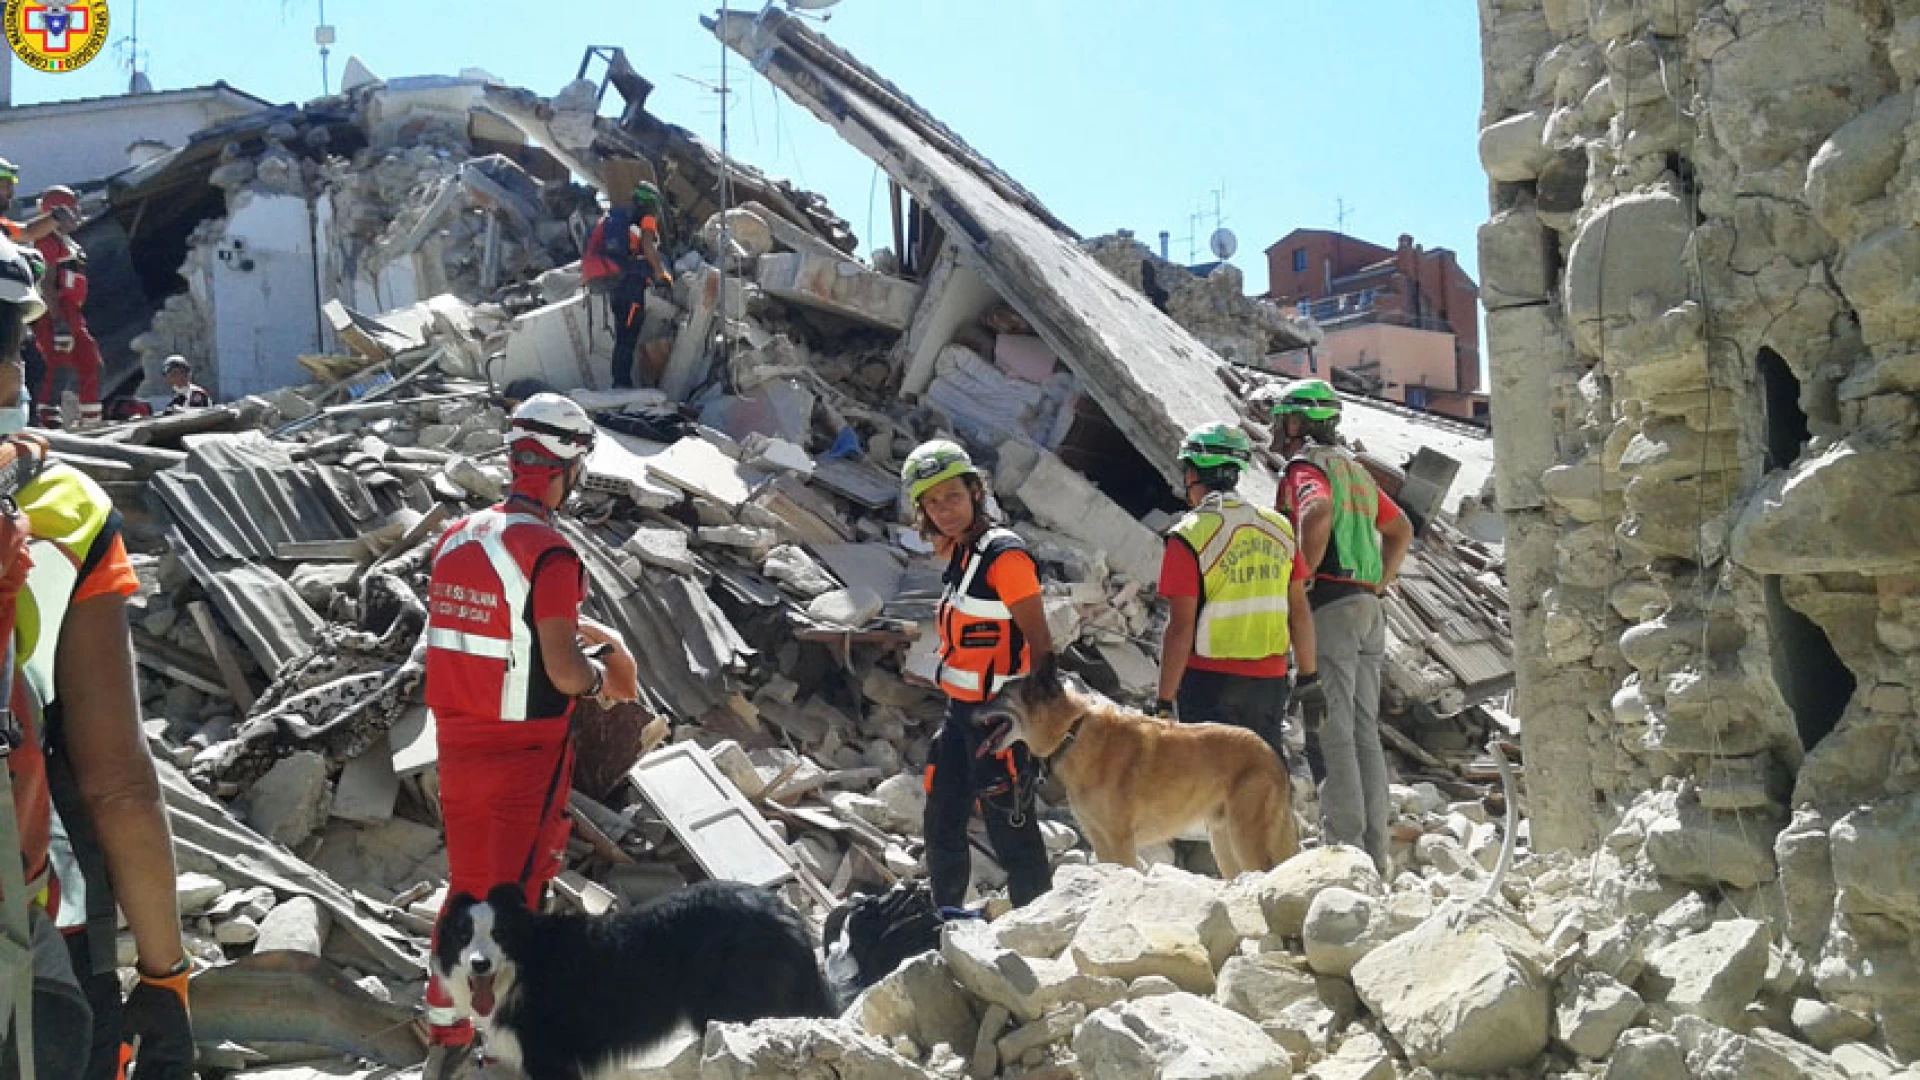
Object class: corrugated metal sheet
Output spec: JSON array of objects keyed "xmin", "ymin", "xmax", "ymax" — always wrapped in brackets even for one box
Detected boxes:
[
  {"xmin": 165, "ymin": 526, "xmax": 324, "ymax": 679},
  {"xmin": 167, "ymin": 432, "xmax": 384, "ymax": 561}
]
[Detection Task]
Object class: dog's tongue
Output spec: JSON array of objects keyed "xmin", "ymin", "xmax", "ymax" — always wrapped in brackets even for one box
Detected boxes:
[
  {"xmin": 470, "ymin": 974, "xmax": 496, "ymax": 1017},
  {"xmin": 975, "ymin": 717, "xmax": 1011, "ymax": 757}
]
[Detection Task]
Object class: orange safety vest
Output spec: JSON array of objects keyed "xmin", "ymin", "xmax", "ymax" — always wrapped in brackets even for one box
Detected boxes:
[{"xmin": 934, "ymin": 528, "xmax": 1032, "ymax": 703}]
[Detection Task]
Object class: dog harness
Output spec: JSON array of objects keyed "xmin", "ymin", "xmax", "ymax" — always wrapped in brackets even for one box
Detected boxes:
[{"xmin": 424, "ymin": 508, "xmax": 576, "ymax": 724}]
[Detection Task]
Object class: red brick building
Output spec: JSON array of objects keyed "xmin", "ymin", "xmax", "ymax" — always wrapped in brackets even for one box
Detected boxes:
[{"xmin": 1264, "ymin": 229, "xmax": 1485, "ymax": 422}]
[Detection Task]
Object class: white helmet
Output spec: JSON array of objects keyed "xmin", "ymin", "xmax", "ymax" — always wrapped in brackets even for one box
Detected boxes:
[
  {"xmin": 0, "ymin": 235, "xmax": 46, "ymax": 324},
  {"xmin": 509, "ymin": 393, "xmax": 596, "ymax": 465}
]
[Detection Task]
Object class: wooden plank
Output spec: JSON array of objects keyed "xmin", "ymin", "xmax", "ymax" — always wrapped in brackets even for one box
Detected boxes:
[
  {"xmin": 627, "ymin": 743, "xmax": 794, "ymax": 888},
  {"xmin": 130, "ymin": 631, "xmax": 230, "ymax": 698},
  {"xmin": 275, "ymin": 539, "xmax": 366, "ymax": 561},
  {"xmin": 349, "ymin": 502, "xmax": 451, "ymax": 588},
  {"xmin": 186, "ymin": 601, "xmax": 258, "ymax": 712}
]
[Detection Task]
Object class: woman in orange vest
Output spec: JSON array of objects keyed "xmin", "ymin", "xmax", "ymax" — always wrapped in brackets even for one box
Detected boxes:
[{"xmin": 903, "ymin": 440, "xmax": 1054, "ymax": 910}]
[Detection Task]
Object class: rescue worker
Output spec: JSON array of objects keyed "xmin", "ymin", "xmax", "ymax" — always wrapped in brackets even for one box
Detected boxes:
[
  {"xmin": 1154, "ymin": 424, "xmax": 1317, "ymax": 765},
  {"xmin": 0, "ymin": 160, "xmax": 73, "ymax": 244},
  {"xmin": 580, "ymin": 183, "xmax": 673, "ymax": 389},
  {"xmin": 28, "ymin": 187, "xmax": 102, "ymax": 428},
  {"xmin": 905, "ymin": 440, "xmax": 1053, "ymax": 911},
  {"xmin": 161, "ymin": 356, "xmax": 212, "ymax": 413},
  {"xmin": 1271, "ymin": 380, "xmax": 1412, "ymax": 872},
  {"xmin": 420, "ymin": 392, "xmax": 640, "ymax": 1078},
  {"xmin": 0, "ymin": 234, "xmax": 195, "ymax": 1080}
]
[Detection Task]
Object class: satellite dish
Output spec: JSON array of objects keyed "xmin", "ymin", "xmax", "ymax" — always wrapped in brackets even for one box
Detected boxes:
[{"xmin": 1210, "ymin": 228, "xmax": 1238, "ymax": 261}]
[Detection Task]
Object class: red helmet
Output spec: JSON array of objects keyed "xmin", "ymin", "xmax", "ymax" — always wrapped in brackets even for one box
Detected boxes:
[{"xmin": 37, "ymin": 186, "xmax": 77, "ymax": 214}]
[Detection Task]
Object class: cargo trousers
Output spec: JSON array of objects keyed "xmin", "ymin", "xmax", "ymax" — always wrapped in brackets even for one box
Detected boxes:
[{"xmin": 1313, "ymin": 592, "xmax": 1392, "ymax": 872}]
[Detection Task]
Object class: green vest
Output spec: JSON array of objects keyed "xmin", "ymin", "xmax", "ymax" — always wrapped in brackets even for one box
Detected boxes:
[
  {"xmin": 1296, "ymin": 443, "xmax": 1384, "ymax": 585},
  {"xmin": 1168, "ymin": 493, "xmax": 1298, "ymax": 661}
]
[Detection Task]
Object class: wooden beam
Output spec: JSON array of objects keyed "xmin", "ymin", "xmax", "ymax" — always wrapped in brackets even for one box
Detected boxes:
[
  {"xmin": 186, "ymin": 601, "xmax": 257, "ymax": 712},
  {"xmin": 130, "ymin": 631, "xmax": 230, "ymax": 698}
]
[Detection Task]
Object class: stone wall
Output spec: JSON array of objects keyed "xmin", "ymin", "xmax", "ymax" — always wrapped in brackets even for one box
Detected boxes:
[{"xmin": 1479, "ymin": 0, "xmax": 1920, "ymax": 1053}]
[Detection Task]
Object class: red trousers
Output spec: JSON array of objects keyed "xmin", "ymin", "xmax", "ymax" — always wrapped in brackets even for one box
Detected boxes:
[
  {"xmin": 32, "ymin": 270, "xmax": 101, "ymax": 407},
  {"xmin": 426, "ymin": 718, "xmax": 574, "ymax": 1043}
]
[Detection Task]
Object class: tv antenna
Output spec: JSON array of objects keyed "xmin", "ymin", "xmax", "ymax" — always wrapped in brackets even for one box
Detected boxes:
[
  {"xmin": 1336, "ymin": 197, "xmax": 1354, "ymax": 232},
  {"xmin": 314, "ymin": 0, "xmax": 335, "ymax": 96}
]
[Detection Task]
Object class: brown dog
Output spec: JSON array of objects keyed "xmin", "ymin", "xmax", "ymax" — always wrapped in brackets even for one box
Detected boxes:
[{"xmin": 981, "ymin": 665, "xmax": 1300, "ymax": 877}]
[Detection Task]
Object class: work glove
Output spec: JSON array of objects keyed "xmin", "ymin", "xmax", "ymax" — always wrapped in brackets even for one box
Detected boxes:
[
  {"xmin": 653, "ymin": 271, "xmax": 675, "ymax": 291},
  {"xmin": 123, "ymin": 960, "xmax": 196, "ymax": 1080},
  {"xmin": 1150, "ymin": 699, "xmax": 1177, "ymax": 721},
  {"xmin": 1294, "ymin": 672, "xmax": 1328, "ymax": 785}
]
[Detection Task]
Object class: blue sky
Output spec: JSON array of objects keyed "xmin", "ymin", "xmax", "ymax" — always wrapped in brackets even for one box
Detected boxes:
[{"xmin": 12, "ymin": 1, "xmax": 1486, "ymax": 295}]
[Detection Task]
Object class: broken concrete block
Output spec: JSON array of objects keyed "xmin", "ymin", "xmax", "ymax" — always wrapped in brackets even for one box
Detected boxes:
[
  {"xmin": 500, "ymin": 292, "xmax": 614, "ymax": 391},
  {"xmin": 807, "ymin": 587, "xmax": 883, "ymax": 628},
  {"xmin": 702, "ymin": 206, "xmax": 775, "ymax": 263},
  {"xmin": 332, "ymin": 737, "xmax": 400, "ymax": 825},
  {"xmin": 176, "ymin": 872, "xmax": 228, "ymax": 914},
  {"xmin": 1005, "ymin": 445, "xmax": 1163, "ymax": 585},
  {"xmin": 245, "ymin": 751, "xmax": 332, "ymax": 849},
  {"xmin": 1790, "ymin": 997, "xmax": 1876, "ymax": 1051},
  {"xmin": 254, "ymin": 896, "xmax": 330, "ymax": 956},
  {"xmin": 626, "ymin": 526, "xmax": 700, "ymax": 576},
  {"xmin": 1641, "ymin": 918, "xmax": 1771, "ymax": 1028},
  {"xmin": 1603, "ymin": 1029, "xmax": 1690, "ymax": 1080},
  {"xmin": 1301, "ymin": 886, "xmax": 1392, "ymax": 977},
  {"xmin": 971, "ymin": 1003, "xmax": 1009, "ymax": 1080},
  {"xmin": 707, "ymin": 740, "xmax": 766, "ymax": 800},
  {"xmin": 1067, "ymin": 865, "xmax": 1240, "ymax": 994},
  {"xmin": 995, "ymin": 1003, "xmax": 1084, "ymax": 1065},
  {"xmin": 1259, "ymin": 846, "xmax": 1384, "ymax": 938},
  {"xmin": 1554, "ymin": 969, "xmax": 1643, "ymax": 1059},
  {"xmin": 871, "ymin": 772, "xmax": 927, "ymax": 837},
  {"xmin": 992, "ymin": 863, "xmax": 1117, "ymax": 959},
  {"xmin": 756, "ymin": 251, "xmax": 917, "ymax": 331},
  {"xmin": 1212, "ymin": 952, "xmax": 1319, "ymax": 1023},
  {"xmin": 1073, "ymin": 993, "xmax": 1292, "ymax": 1080},
  {"xmin": 1307, "ymin": 1032, "xmax": 1396, "ymax": 1080},
  {"xmin": 700, "ymin": 1017, "xmax": 927, "ymax": 1080},
  {"xmin": 1350, "ymin": 903, "xmax": 1551, "ymax": 1074},
  {"xmin": 943, "ymin": 920, "xmax": 1051, "ymax": 1023},
  {"xmin": 213, "ymin": 915, "xmax": 261, "ymax": 946},
  {"xmin": 853, "ymin": 952, "xmax": 980, "ymax": 1058},
  {"xmin": 698, "ymin": 524, "xmax": 779, "ymax": 557}
]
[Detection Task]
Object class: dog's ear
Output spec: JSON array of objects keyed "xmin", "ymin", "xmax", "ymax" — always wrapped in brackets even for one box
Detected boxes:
[{"xmin": 1030, "ymin": 653, "xmax": 1063, "ymax": 698}]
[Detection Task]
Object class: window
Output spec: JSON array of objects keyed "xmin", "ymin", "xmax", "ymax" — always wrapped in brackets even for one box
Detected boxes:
[
  {"xmin": 1405, "ymin": 386, "xmax": 1430, "ymax": 410},
  {"xmin": 1292, "ymin": 248, "xmax": 1308, "ymax": 273}
]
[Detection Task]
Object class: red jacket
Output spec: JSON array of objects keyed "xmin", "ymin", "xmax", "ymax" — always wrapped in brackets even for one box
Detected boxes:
[{"xmin": 424, "ymin": 508, "xmax": 577, "ymax": 731}]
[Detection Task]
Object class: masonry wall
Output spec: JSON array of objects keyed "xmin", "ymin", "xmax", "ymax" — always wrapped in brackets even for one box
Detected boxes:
[{"xmin": 1479, "ymin": 0, "xmax": 1920, "ymax": 1052}]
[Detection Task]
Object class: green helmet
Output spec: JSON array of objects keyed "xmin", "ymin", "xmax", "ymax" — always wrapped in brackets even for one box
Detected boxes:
[
  {"xmin": 1272, "ymin": 379, "xmax": 1340, "ymax": 422},
  {"xmin": 631, "ymin": 181, "xmax": 662, "ymax": 210},
  {"xmin": 902, "ymin": 439, "xmax": 978, "ymax": 505},
  {"xmin": 1178, "ymin": 423, "xmax": 1253, "ymax": 470}
]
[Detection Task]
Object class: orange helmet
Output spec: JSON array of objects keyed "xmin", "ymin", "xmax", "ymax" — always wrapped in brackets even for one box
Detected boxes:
[{"xmin": 37, "ymin": 186, "xmax": 77, "ymax": 214}]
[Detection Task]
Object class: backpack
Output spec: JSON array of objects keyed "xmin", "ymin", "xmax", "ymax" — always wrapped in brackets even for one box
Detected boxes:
[
  {"xmin": 580, "ymin": 217, "xmax": 621, "ymax": 288},
  {"xmin": 823, "ymin": 880, "xmax": 945, "ymax": 990}
]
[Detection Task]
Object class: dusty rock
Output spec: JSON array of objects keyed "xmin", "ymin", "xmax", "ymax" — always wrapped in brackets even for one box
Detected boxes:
[
  {"xmin": 1260, "ymin": 847, "xmax": 1384, "ymax": 938},
  {"xmin": 994, "ymin": 864, "xmax": 1114, "ymax": 958},
  {"xmin": 1641, "ymin": 918, "xmax": 1770, "ymax": 1028},
  {"xmin": 1301, "ymin": 887, "xmax": 1391, "ymax": 977},
  {"xmin": 1068, "ymin": 866, "xmax": 1240, "ymax": 994},
  {"xmin": 995, "ymin": 1004, "xmax": 1084, "ymax": 1065},
  {"xmin": 244, "ymin": 751, "xmax": 332, "ymax": 849},
  {"xmin": 1212, "ymin": 952, "xmax": 1318, "ymax": 1023},
  {"xmin": 869, "ymin": 772, "xmax": 927, "ymax": 837},
  {"xmin": 700, "ymin": 1018, "xmax": 926, "ymax": 1080},
  {"xmin": 214, "ymin": 915, "xmax": 261, "ymax": 946},
  {"xmin": 176, "ymin": 872, "xmax": 228, "ymax": 914},
  {"xmin": 855, "ymin": 952, "xmax": 979, "ymax": 1058},
  {"xmin": 1790, "ymin": 997, "xmax": 1875, "ymax": 1052},
  {"xmin": 1603, "ymin": 1029, "xmax": 1690, "ymax": 1080},
  {"xmin": 1350, "ymin": 903, "xmax": 1551, "ymax": 1074},
  {"xmin": 1553, "ymin": 969, "xmax": 1643, "ymax": 1059},
  {"xmin": 944, "ymin": 920, "xmax": 1051, "ymax": 1023},
  {"xmin": 972, "ymin": 1004, "xmax": 1009, "ymax": 1080},
  {"xmin": 1304, "ymin": 1032, "xmax": 1395, "ymax": 1080},
  {"xmin": 1073, "ymin": 992, "xmax": 1293, "ymax": 1080},
  {"xmin": 253, "ymin": 896, "xmax": 329, "ymax": 955},
  {"xmin": 1480, "ymin": 109, "xmax": 1551, "ymax": 181}
]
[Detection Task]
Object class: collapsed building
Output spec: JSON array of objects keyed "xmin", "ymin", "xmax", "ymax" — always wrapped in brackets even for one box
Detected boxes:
[{"xmin": 1481, "ymin": 0, "xmax": 1920, "ymax": 1062}]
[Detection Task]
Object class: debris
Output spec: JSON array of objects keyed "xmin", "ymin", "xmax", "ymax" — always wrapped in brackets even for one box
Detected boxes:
[
  {"xmin": 244, "ymin": 750, "xmax": 333, "ymax": 849},
  {"xmin": 1073, "ymin": 993, "xmax": 1293, "ymax": 1080}
]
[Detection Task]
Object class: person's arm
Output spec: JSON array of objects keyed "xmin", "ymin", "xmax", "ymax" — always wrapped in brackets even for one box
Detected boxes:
[
  {"xmin": 1287, "ymin": 577, "xmax": 1315, "ymax": 676},
  {"xmin": 13, "ymin": 214, "xmax": 59, "ymax": 244},
  {"xmin": 1158, "ymin": 595, "xmax": 1198, "ymax": 704},
  {"xmin": 1378, "ymin": 499, "xmax": 1413, "ymax": 592},
  {"xmin": 536, "ymin": 617, "xmax": 601, "ymax": 696},
  {"xmin": 987, "ymin": 548, "xmax": 1054, "ymax": 669},
  {"xmin": 1284, "ymin": 462, "xmax": 1335, "ymax": 571},
  {"xmin": 638, "ymin": 230, "xmax": 671, "ymax": 284},
  {"xmin": 1006, "ymin": 594, "xmax": 1054, "ymax": 667},
  {"xmin": 56, "ymin": 592, "xmax": 186, "ymax": 977}
]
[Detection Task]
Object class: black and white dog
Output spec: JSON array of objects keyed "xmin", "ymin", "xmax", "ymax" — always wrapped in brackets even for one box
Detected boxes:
[{"xmin": 433, "ymin": 881, "xmax": 838, "ymax": 1080}]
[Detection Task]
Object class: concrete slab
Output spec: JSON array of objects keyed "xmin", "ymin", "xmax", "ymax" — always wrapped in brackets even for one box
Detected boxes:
[
  {"xmin": 500, "ymin": 293, "xmax": 615, "ymax": 392},
  {"xmin": 331, "ymin": 737, "xmax": 399, "ymax": 825},
  {"xmin": 716, "ymin": 9, "xmax": 1279, "ymax": 506},
  {"xmin": 661, "ymin": 267, "xmax": 722, "ymax": 402},
  {"xmin": 756, "ymin": 251, "xmax": 918, "ymax": 331},
  {"xmin": 896, "ymin": 243, "xmax": 1000, "ymax": 394},
  {"xmin": 647, "ymin": 436, "xmax": 759, "ymax": 510},
  {"xmin": 1006, "ymin": 444, "xmax": 1163, "ymax": 586}
]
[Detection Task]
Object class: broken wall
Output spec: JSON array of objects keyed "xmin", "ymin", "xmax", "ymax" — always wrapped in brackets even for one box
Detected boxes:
[{"xmin": 1480, "ymin": 0, "xmax": 1920, "ymax": 1049}]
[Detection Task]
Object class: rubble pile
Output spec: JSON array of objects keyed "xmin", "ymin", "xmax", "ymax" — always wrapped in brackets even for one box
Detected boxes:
[{"xmin": 624, "ymin": 804, "xmax": 1919, "ymax": 1079}]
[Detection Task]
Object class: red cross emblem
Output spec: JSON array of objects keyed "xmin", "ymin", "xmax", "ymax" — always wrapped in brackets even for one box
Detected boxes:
[{"xmin": 23, "ymin": 3, "xmax": 87, "ymax": 54}]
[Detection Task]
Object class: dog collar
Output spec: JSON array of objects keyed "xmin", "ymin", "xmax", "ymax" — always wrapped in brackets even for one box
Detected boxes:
[{"xmin": 1043, "ymin": 712, "xmax": 1087, "ymax": 766}]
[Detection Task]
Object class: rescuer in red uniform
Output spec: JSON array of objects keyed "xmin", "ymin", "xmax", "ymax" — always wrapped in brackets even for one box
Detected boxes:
[
  {"xmin": 28, "ymin": 187, "xmax": 103, "ymax": 428},
  {"xmin": 419, "ymin": 393, "xmax": 639, "ymax": 1077}
]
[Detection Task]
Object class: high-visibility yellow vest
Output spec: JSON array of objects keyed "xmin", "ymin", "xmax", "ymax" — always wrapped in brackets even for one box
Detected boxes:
[
  {"xmin": 1167, "ymin": 493, "xmax": 1298, "ymax": 661},
  {"xmin": 1295, "ymin": 442, "xmax": 1384, "ymax": 585}
]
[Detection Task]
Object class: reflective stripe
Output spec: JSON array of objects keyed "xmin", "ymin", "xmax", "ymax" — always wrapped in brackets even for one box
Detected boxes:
[
  {"xmin": 426, "ymin": 626, "xmax": 512, "ymax": 659},
  {"xmin": 948, "ymin": 543, "xmax": 1010, "ymax": 619},
  {"xmin": 1192, "ymin": 594, "xmax": 1290, "ymax": 657},
  {"xmin": 430, "ymin": 511, "xmax": 545, "ymax": 722},
  {"xmin": 426, "ymin": 1005, "xmax": 462, "ymax": 1026},
  {"xmin": 1170, "ymin": 494, "xmax": 1298, "ymax": 662},
  {"xmin": 936, "ymin": 667, "xmax": 1021, "ymax": 695}
]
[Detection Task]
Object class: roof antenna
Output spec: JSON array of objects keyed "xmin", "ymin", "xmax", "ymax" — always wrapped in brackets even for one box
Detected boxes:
[
  {"xmin": 120, "ymin": 0, "xmax": 151, "ymax": 92},
  {"xmin": 314, "ymin": 0, "xmax": 335, "ymax": 97}
]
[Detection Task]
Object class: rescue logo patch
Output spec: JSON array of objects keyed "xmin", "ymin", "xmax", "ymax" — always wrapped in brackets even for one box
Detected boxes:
[{"xmin": 5, "ymin": 0, "xmax": 108, "ymax": 73}]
